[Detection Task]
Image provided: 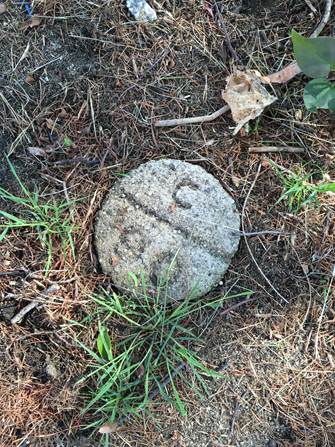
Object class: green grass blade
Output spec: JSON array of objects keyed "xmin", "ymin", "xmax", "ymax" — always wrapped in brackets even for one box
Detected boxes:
[
  {"xmin": 0, "ymin": 210, "xmax": 26, "ymax": 224},
  {"xmin": 166, "ymin": 360, "xmax": 187, "ymax": 416}
]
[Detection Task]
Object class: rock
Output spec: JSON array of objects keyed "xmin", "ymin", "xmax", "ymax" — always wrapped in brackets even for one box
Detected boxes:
[
  {"xmin": 94, "ymin": 159, "xmax": 240, "ymax": 301},
  {"xmin": 126, "ymin": 0, "xmax": 157, "ymax": 22}
]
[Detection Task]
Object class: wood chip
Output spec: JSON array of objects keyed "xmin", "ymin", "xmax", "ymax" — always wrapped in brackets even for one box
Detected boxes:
[{"xmin": 0, "ymin": 3, "xmax": 7, "ymax": 14}]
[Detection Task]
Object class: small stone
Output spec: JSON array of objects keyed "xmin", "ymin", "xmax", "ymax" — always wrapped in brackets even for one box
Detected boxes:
[
  {"xmin": 94, "ymin": 159, "xmax": 240, "ymax": 301},
  {"xmin": 126, "ymin": 0, "xmax": 157, "ymax": 22}
]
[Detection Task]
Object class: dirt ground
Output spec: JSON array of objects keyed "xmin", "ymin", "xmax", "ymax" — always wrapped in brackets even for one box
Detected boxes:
[{"xmin": 0, "ymin": 0, "xmax": 334, "ymax": 446}]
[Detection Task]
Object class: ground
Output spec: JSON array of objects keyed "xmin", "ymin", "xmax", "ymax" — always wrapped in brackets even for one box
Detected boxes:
[{"xmin": 0, "ymin": 0, "xmax": 334, "ymax": 446}]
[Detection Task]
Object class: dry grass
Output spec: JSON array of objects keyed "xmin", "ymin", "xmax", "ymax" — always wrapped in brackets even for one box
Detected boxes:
[{"xmin": 0, "ymin": 0, "xmax": 334, "ymax": 446}]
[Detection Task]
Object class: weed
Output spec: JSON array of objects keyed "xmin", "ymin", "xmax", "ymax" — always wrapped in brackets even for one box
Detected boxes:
[
  {"xmin": 0, "ymin": 158, "xmax": 77, "ymax": 271},
  {"xmin": 63, "ymin": 135, "xmax": 74, "ymax": 148},
  {"xmin": 270, "ymin": 161, "xmax": 335, "ymax": 212},
  {"xmin": 292, "ymin": 30, "xmax": 335, "ymax": 112},
  {"xmin": 75, "ymin": 276, "xmax": 253, "ymax": 430}
]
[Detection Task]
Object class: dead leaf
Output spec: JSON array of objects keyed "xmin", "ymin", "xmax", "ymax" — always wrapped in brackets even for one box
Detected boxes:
[
  {"xmin": 263, "ymin": 62, "xmax": 301, "ymax": 84},
  {"xmin": 29, "ymin": 16, "xmax": 41, "ymax": 28},
  {"xmin": 59, "ymin": 108, "xmax": 68, "ymax": 118},
  {"xmin": 25, "ymin": 73, "xmax": 35, "ymax": 84},
  {"xmin": 0, "ymin": 3, "xmax": 7, "ymax": 14},
  {"xmin": 46, "ymin": 354, "xmax": 58, "ymax": 379},
  {"xmin": 99, "ymin": 423, "xmax": 118, "ymax": 434},
  {"xmin": 222, "ymin": 70, "xmax": 277, "ymax": 134},
  {"xmin": 261, "ymin": 159, "xmax": 270, "ymax": 169},
  {"xmin": 231, "ymin": 175, "xmax": 241, "ymax": 188},
  {"xmin": 27, "ymin": 146, "xmax": 47, "ymax": 157},
  {"xmin": 301, "ymin": 264, "xmax": 309, "ymax": 275}
]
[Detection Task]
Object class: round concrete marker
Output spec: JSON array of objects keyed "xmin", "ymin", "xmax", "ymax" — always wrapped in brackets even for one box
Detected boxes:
[{"xmin": 95, "ymin": 159, "xmax": 240, "ymax": 301}]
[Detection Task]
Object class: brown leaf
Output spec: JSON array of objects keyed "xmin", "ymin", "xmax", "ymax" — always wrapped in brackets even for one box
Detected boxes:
[
  {"xmin": 59, "ymin": 108, "xmax": 68, "ymax": 118},
  {"xmin": 136, "ymin": 364, "xmax": 145, "ymax": 378},
  {"xmin": 25, "ymin": 73, "xmax": 35, "ymax": 84},
  {"xmin": 263, "ymin": 62, "xmax": 301, "ymax": 84},
  {"xmin": 261, "ymin": 159, "xmax": 271, "ymax": 169},
  {"xmin": 99, "ymin": 423, "xmax": 118, "ymax": 434},
  {"xmin": 0, "ymin": 3, "xmax": 7, "ymax": 14},
  {"xmin": 222, "ymin": 70, "xmax": 277, "ymax": 134},
  {"xmin": 27, "ymin": 146, "xmax": 47, "ymax": 157},
  {"xmin": 29, "ymin": 16, "xmax": 41, "ymax": 28}
]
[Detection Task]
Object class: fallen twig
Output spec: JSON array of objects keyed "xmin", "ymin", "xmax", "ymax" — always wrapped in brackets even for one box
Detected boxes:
[
  {"xmin": 54, "ymin": 157, "xmax": 103, "ymax": 166},
  {"xmin": 263, "ymin": 62, "xmax": 302, "ymax": 84},
  {"xmin": 10, "ymin": 301, "xmax": 39, "ymax": 325},
  {"xmin": 249, "ymin": 146, "xmax": 304, "ymax": 154},
  {"xmin": 304, "ymin": 0, "xmax": 317, "ymax": 14},
  {"xmin": 54, "ymin": 157, "xmax": 122, "ymax": 169},
  {"xmin": 239, "ymin": 230, "xmax": 289, "ymax": 237},
  {"xmin": 11, "ymin": 284, "xmax": 60, "ymax": 324},
  {"xmin": 154, "ymin": 105, "xmax": 229, "ymax": 127}
]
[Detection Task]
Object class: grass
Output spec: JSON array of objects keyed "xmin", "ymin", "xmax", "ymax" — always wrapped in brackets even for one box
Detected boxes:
[
  {"xmin": 74, "ymin": 275, "xmax": 253, "ymax": 432},
  {"xmin": 270, "ymin": 161, "xmax": 335, "ymax": 212},
  {"xmin": 0, "ymin": 158, "xmax": 77, "ymax": 271}
]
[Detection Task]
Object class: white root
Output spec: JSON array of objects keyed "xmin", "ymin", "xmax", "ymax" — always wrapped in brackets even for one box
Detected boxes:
[{"xmin": 154, "ymin": 105, "xmax": 229, "ymax": 127}]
